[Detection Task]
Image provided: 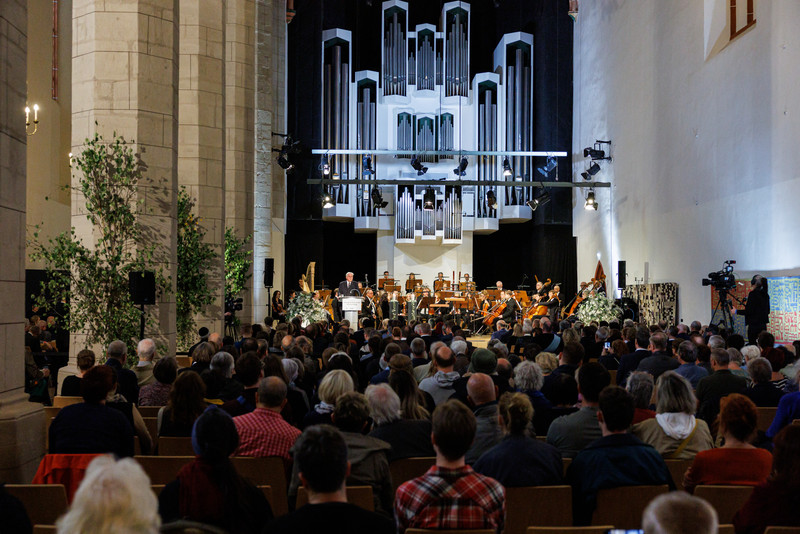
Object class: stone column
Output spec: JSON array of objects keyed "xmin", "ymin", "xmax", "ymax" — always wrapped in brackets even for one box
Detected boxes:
[
  {"xmin": 225, "ymin": 0, "xmax": 255, "ymax": 324},
  {"xmin": 178, "ymin": 0, "xmax": 226, "ymax": 341},
  {"xmin": 253, "ymin": 0, "xmax": 286, "ymax": 325},
  {"xmin": 71, "ymin": 0, "xmax": 179, "ymax": 357},
  {"xmin": 0, "ymin": 0, "xmax": 46, "ymax": 483}
]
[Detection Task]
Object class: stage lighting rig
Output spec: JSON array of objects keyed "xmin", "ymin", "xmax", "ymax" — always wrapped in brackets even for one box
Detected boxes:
[
  {"xmin": 537, "ymin": 156, "xmax": 557, "ymax": 178},
  {"xmin": 486, "ymin": 190, "xmax": 498, "ymax": 210},
  {"xmin": 526, "ymin": 189, "xmax": 551, "ymax": 212},
  {"xmin": 584, "ymin": 189, "xmax": 598, "ymax": 210},
  {"xmin": 583, "ymin": 139, "xmax": 612, "ymax": 161},
  {"xmin": 453, "ymin": 156, "xmax": 468, "ymax": 176},
  {"xmin": 503, "ymin": 157, "xmax": 513, "ymax": 177},
  {"xmin": 580, "ymin": 162, "xmax": 601, "ymax": 181},
  {"xmin": 320, "ymin": 154, "xmax": 330, "ymax": 175},
  {"xmin": 322, "ymin": 188, "xmax": 335, "ymax": 209},
  {"xmin": 423, "ymin": 187, "xmax": 436, "ymax": 210},
  {"xmin": 362, "ymin": 156, "xmax": 374, "ymax": 175},
  {"xmin": 370, "ymin": 187, "xmax": 388, "ymax": 209},
  {"xmin": 411, "ymin": 155, "xmax": 428, "ymax": 176}
]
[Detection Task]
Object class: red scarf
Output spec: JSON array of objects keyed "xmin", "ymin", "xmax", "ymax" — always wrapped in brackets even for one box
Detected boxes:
[{"xmin": 177, "ymin": 458, "xmax": 225, "ymax": 523}]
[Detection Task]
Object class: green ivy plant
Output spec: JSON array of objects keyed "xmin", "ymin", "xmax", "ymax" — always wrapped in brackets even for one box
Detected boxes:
[
  {"xmin": 224, "ymin": 226, "xmax": 252, "ymax": 300},
  {"xmin": 176, "ymin": 187, "xmax": 217, "ymax": 349},
  {"xmin": 28, "ymin": 131, "xmax": 170, "ymax": 364}
]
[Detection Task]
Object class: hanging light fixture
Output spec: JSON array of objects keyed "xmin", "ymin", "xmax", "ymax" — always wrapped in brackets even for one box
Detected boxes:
[
  {"xmin": 503, "ymin": 157, "xmax": 513, "ymax": 177},
  {"xmin": 526, "ymin": 189, "xmax": 551, "ymax": 212},
  {"xmin": 486, "ymin": 189, "xmax": 498, "ymax": 210},
  {"xmin": 584, "ymin": 190, "xmax": 598, "ymax": 210},
  {"xmin": 580, "ymin": 162, "xmax": 601, "ymax": 181},
  {"xmin": 362, "ymin": 156, "xmax": 374, "ymax": 175},
  {"xmin": 321, "ymin": 154, "xmax": 330, "ymax": 175},
  {"xmin": 322, "ymin": 187, "xmax": 335, "ymax": 209},
  {"xmin": 423, "ymin": 187, "xmax": 436, "ymax": 210},
  {"xmin": 537, "ymin": 156, "xmax": 557, "ymax": 177}
]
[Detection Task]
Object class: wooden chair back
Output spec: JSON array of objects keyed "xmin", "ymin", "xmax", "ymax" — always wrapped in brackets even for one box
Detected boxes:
[
  {"xmin": 764, "ymin": 528, "xmax": 800, "ymax": 534},
  {"xmin": 137, "ymin": 406, "xmax": 163, "ymax": 418},
  {"xmin": 694, "ymin": 485, "xmax": 755, "ymax": 524},
  {"xmin": 591, "ymin": 485, "xmax": 669, "ymax": 529},
  {"xmin": 4, "ymin": 484, "xmax": 68, "ymax": 526},
  {"xmin": 718, "ymin": 525, "xmax": 735, "ymax": 534},
  {"xmin": 505, "ymin": 486, "xmax": 572, "ymax": 534},
  {"xmin": 527, "ymin": 528, "xmax": 614, "ymax": 534},
  {"xmin": 664, "ymin": 459, "xmax": 693, "ymax": 490},
  {"xmin": 406, "ymin": 530, "xmax": 494, "ymax": 534},
  {"xmin": 135, "ymin": 456, "xmax": 194, "ymax": 485},
  {"xmin": 52, "ymin": 396, "xmax": 82, "ymax": 408},
  {"xmin": 176, "ymin": 356, "xmax": 192, "ymax": 368},
  {"xmin": 296, "ymin": 485, "xmax": 374, "ymax": 512},
  {"xmin": 143, "ymin": 417, "xmax": 159, "ymax": 440},
  {"xmin": 389, "ymin": 457, "xmax": 435, "ymax": 493},
  {"xmin": 562, "ymin": 458, "xmax": 572, "ymax": 477},
  {"xmin": 44, "ymin": 407, "xmax": 61, "ymax": 420},
  {"xmin": 158, "ymin": 436, "xmax": 195, "ymax": 456},
  {"xmin": 756, "ymin": 407, "xmax": 778, "ymax": 432},
  {"xmin": 230, "ymin": 456, "xmax": 289, "ymax": 516}
]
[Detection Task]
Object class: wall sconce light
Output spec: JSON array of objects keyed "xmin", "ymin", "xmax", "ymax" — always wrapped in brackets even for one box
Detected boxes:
[{"xmin": 25, "ymin": 104, "xmax": 40, "ymax": 136}]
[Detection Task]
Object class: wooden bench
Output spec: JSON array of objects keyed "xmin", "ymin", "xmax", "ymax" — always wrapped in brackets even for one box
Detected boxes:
[
  {"xmin": 505, "ymin": 486, "xmax": 572, "ymax": 534},
  {"xmin": 158, "ymin": 436, "xmax": 195, "ymax": 456},
  {"xmin": 4, "ymin": 484, "xmax": 68, "ymax": 526},
  {"xmin": 151, "ymin": 484, "xmax": 274, "ymax": 509},
  {"xmin": 52, "ymin": 396, "xmax": 82, "ymax": 408},
  {"xmin": 591, "ymin": 485, "xmax": 669, "ymax": 529}
]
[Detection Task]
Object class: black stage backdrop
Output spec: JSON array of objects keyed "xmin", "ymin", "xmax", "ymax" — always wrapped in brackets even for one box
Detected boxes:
[{"xmin": 285, "ymin": 0, "xmax": 574, "ymax": 298}]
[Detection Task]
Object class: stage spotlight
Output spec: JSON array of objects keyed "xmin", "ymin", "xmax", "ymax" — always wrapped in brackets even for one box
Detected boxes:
[
  {"xmin": 276, "ymin": 151, "xmax": 293, "ymax": 171},
  {"xmin": 580, "ymin": 162, "xmax": 601, "ymax": 180},
  {"xmin": 537, "ymin": 156, "xmax": 557, "ymax": 177},
  {"xmin": 453, "ymin": 156, "xmax": 468, "ymax": 176},
  {"xmin": 411, "ymin": 155, "xmax": 428, "ymax": 176},
  {"xmin": 583, "ymin": 147, "xmax": 605, "ymax": 159},
  {"xmin": 584, "ymin": 190, "xmax": 598, "ymax": 211},
  {"xmin": 423, "ymin": 187, "xmax": 436, "ymax": 210},
  {"xmin": 503, "ymin": 157, "xmax": 513, "ymax": 177},
  {"xmin": 322, "ymin": 188, "xmax": 335, "ymax": 209},
  {"xmin": 370, "ymin": 187, "xmax": 388, "ymax": 209},
  {"xmin": 486, "ymin": 189, "xmax": 498, "ymax": 210},
  {"xmin": 362, "ymin": 156, "xmax": 374, "ymax": 176},
  {"xmin": 526, "ymin": 190, "xmax": 551, "ymax": 212},
  {"xmin": 321, "ymin": 154, "xmax": 330, "ymax": 175}
]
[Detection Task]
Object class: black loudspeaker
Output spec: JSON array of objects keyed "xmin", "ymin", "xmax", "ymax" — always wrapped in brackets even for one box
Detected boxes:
[
  {"xmin": 617, "ymin": 260, "xmax": 627, "ymax": 289},
  {"xmin": 129, "ymin": 271, "xmax": 156, "ymax": 305},
  {"xmin": 264, "ymin": 258, "xmax": 274, "ymax": 288}
]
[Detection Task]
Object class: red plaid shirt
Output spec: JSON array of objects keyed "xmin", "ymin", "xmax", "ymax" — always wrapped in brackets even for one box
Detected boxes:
[
  {"xmin": 233, "ymin": 407, "xmax": 301, "ymax": 459},
  {"xmin": 394, "ymin": 464, "xmax": 505, "ymax": 534}
]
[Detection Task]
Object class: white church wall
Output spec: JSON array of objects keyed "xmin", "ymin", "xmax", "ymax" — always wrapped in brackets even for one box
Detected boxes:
[{"xmin": 573, "ymin": 0, "xmax": 800, "ymax": 324}]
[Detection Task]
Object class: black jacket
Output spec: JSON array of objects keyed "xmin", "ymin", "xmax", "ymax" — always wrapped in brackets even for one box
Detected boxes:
[{"xmin": 105, "ymin": 358, "xmax": 140, "ymax": 405}]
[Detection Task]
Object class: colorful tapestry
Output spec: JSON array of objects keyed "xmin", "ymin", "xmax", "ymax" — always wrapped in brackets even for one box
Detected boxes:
[
  {"xmin": 709, "ymin": 277, "xmax": 800, "ymax": 344},
  {"xmin": 622, "ymin": 283, "xmax": 679, "ymax": 326}
]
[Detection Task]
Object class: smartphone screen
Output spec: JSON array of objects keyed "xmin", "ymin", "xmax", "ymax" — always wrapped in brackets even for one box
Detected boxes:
[
  {"xmin": 604, "ymin": 342, "xmax": 611, "ymax": 349},
  {"xmin": 607, "ymin": 530, "xmax": 644, "ymax": 534}
]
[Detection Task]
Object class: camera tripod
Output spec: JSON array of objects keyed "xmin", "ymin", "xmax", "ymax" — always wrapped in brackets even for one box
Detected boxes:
[
  {"xmin": 710, "ymin": 288, "xmax": 743, "ymax": 332},
  {"xmin": 224, "ymin": 314, "xmax": 239, "ymax": 340}
]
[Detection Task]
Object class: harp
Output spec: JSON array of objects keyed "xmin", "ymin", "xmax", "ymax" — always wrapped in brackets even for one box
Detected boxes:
[{"xmin": 299, "ymin": 262, "xmax": 316, "ymax": 293}]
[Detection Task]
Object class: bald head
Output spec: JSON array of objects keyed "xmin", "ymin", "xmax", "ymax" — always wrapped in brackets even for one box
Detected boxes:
[
  {"xmin": 467, "ymin": 373, "xmax": 496, "ymax": 406},
  {"xmin": 257, "ymin": 376, "xmax": 288, "ymax": 410},
  {"xmin": 208, "ymin": 332, "xmax": 222, "ymax": 351}
]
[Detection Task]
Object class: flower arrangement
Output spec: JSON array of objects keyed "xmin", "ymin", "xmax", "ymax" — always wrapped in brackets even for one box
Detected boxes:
[
  {"xmin": 577, "ymin": 294, "xmax": 622, "ymax": 324},
  {"xmin": 286, "ymin": 292, "xmax": 329, "ymax": 326}
]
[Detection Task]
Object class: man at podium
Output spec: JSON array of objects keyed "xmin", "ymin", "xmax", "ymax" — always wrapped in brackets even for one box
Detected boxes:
[{"xmin": 338, "ymin": 272, "xmax": 362, "ymax": 297}]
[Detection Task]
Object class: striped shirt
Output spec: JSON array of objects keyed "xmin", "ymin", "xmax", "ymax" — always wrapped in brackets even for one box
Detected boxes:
[
  {"xmin": 233, "ymin": 407, "xmax": 301, "ymax": 459},
  {"xmin": 394, "ymin": 464, "xmax": 505, "ymax": 534}
]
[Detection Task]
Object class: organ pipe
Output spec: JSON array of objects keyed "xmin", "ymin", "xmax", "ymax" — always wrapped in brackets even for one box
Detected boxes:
[{"xmin": 384, "ymin": 10, "xmax": 406, "ymax": 96}]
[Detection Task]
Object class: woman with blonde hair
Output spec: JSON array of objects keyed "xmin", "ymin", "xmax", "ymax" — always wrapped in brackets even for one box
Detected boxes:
[{"xmin": 301, "ymin": 369, "xmax": 354, "ymax": 429}]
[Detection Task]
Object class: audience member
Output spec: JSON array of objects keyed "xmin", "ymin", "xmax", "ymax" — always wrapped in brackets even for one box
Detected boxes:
[
  {"xmin": 134, "ymin": 338, "xmax": 157, "ymax": 387},
  {"xmin": 673, "ymin": 341, "xmax": 708, "ymax": 389},
  {"xmin": 158, "ymin": 371, "xmax": 207, "ymax": 437},
  {"xmin": 473, "ymin": 392, "xmax": 562, "ymax": 487},
  {"xmin": 627, "ymin": 371, "xmax": 656, "ymax": 424},
  {"xmin": 57, "ymin": 455, "xmax": 160, "ymax": 533},
  {"xmin": 540, "ymin": 341, "xmax": 583, "ymax": 400},
  {"xmin": 49, "ymin": 366, "xmax": 134, "ymax": 457},
  {"xmin": 632, "ymin": 371, "xmax": 713, "ymax": 460},
  {"xmin": 106, "ymin": 370, "xmax": 154, "ymax": 454},
  {"xmin": 642, "ymin": 491, "xmax": 718, "ymax": 534},
  {"xmin": 514, "ymin": 360, "xmax": 553, "ymax": 435},
  {"xmin": 266, "ymin": 425, "xmax": 393, "ymax": 534},
  {"xmin": 234, "ymin": 376, "xmax": 301, "ymax": 459},
  {"xmin": 636, "ymin": 333, "xmax": 679, "ymax": 380},
  {"xmin": 727, "ymin": 347, "xmax": 749, "ymax": 380},
  {"xmin": 302, "ymin": 369, "xmax": 354, "ymax": 429},
  {"xmin": 188, "ymin": 341, "xmax": 215, "ymax": 374},
  {"xmin": 60, "ymin": 349, "xmax": 95, "ymax": 396},
  {"xmin": 535, "ymin": 351, "xmax": 558, "ymax": 374},
  {"xmin": 158, "ymin": 406, "xmax": 272, "ymax": 532},
  {"xmin": 745, "ymin": 357, "xmax": 785, "ymax": 407},
  {"xmin": 104, "ymin": 339, "xmax": 139, "ymax": 405},
  {"xmin": 567, "ymin": 386, "xmax": 673, "ymax": 525},
  {"xmin": 209, "ymin": 351, "xmax": 244, "ymax": 401},
  {"xmin": 598, "ymin": 339, "xmax": 627, "ymax": 371},
  {"xmin": 465, "ymin": 373, "xmax": 502, "ymax": 464},
  {"xmin": 138, "ymin": 357, "xmax": 177, "ymax": 406},
  {"xmin": 758, "ymin": 331, "xmax": 785, "ymax": 372},
  {"xmin": 547, "ymin": 362, "xmax": 611, "ymax": 458},
  {"xmin": 766, "ymin": 369, "xmax": 800, "ymax": 439},
  {"xmin": 616, "ymin": 329, "xmax": 651, "ymax": 386},
  {"xmin": 696, "ymin": 348, "xmax": 748, "ymax": 422},
  {"xmin": 733, "ymin": 424, "xmax": 800, "ymax": 534},
  {"xmin": 388, "ymin": 369, "xmax": 433, "ymax": 419},
  {"xmin": 395, "ymin": 400, "xmax": 505, "ymax": 533},
  {"xmin": 684, "ymin": 394, "xmax": 772, "ymax": 492},
  {"xmin": 221, "ymin": 352, "xmax": 263, "ymax": 416},
  {"xmin": 366, "ymin": 384, "xmax": 434, "ymax": 461},
  {"xmin": 419, "ymin": 346, "xmax": 459, "ymax": 405}
]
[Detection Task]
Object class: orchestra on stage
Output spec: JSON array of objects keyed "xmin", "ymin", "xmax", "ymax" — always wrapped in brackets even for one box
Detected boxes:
[{"xmin": 283, "ymin": 269, "xmax": 608, "ymax": 333}]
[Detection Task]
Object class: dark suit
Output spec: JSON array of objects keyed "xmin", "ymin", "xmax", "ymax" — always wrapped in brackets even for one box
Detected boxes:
[
  {"xmin": 105, "ymin": 358, "xmax": 140, "ymax": 406},
  {"xmin": 616, "ymin": 349, "xmax": 651, "ymax": 386},
  {"xmin": 744, "ymin": 288, "xmax": 770, "ymax": 344},
  {"xmin": 636, "ymin": 351, "xmax": 680, "ymax": 380},
  {"xmin": 696, "ymin": 369, "xmax": 748, "ymax": 422},
  {"xmin": 501, "ymin": 299, "xmax": 518, "ymax": 323},
  {"xmin": 339, "ymin": 280, "xmax": 361, "ymax": 297}
]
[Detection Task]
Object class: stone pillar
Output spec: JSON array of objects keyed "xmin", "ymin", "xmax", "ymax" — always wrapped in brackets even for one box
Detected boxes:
[
  {"xmin": 0, "ymin": 0, "xmax": 46, "ymax": 483},
  {"xmin": 71, "ymin": 0, "xmax": 179, "ymax": 357},
  {"xmin": 225, "ymin": 0, "xmax": 255, "ymax": 324},
  {"xmin": 253, "ymin": 0, "xmax": 286, "ymax": 325},
  {"xmin": 178, "ymin": 0, "xmax": 226, "ymax": 342}
]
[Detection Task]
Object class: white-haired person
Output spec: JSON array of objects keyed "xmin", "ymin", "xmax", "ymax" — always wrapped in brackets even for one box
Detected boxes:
[
  {"xmin": 513, "ymin": 360, "xmax": 553, "ymax": 435},
  {"xmin": 134, "ymin": 338, "xmax": 157, "ymax": 387},
  {"xmin": 642, "ymin": 491, "xmax": 718, "ymax": 534},
  {"xmin": 631, "ymin": 371, "xmax": 713, "ymax": 460},
  {"xmin": 365, "ymin": 383, "xmax": 434, "ymax": 461},
  {"xmin": 56, "ymin": 455, "xmax": 160, "ymax": 533}
]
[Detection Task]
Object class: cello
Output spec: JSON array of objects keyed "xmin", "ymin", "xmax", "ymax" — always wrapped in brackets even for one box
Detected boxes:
[
  {"xmin": 482, "ymin": 300, "xmax": 507, "ymax": 327},
  {"xmin": 530, "ymin": 278, "xmax": 552, "ymax": 316}
]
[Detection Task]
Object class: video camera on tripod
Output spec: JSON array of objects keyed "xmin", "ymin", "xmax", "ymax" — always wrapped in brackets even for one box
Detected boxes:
[
  {"xmin": 224, "ymin": 295, "xmax": 243, "ymax": 325},
  {"xmin": 702, "ymin": 260, "xmax": 737, "ymax": 291}
]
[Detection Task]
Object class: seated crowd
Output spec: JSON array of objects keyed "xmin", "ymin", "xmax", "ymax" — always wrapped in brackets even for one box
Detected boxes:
[{"xmin": 15, "ymin": 314, "xmax": 800, "ymax": 533}]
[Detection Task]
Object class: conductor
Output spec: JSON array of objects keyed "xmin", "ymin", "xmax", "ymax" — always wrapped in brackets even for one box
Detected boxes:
[{"xmin": 339, "ymin": 272, "xmax": 362, "ymax": 297}]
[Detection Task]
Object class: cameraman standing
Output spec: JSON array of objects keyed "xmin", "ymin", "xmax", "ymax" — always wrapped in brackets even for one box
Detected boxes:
[{"xmin": 744, "ymin": 275, "xmax": 770, "ymax": 344}]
